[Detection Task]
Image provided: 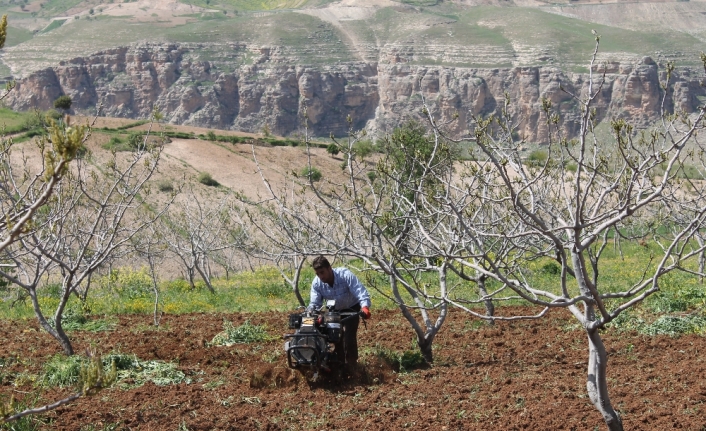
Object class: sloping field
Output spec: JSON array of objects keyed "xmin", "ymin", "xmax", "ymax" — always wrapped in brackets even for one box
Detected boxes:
[{"xmin": 2, "ymin": 0, "xmax": 706, "ymax": 76}]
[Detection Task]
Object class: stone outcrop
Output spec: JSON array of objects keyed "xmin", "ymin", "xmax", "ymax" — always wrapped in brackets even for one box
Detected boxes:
[{"xmin": 6, "ymin": 43, "xmax": 705, "ymax": 142}]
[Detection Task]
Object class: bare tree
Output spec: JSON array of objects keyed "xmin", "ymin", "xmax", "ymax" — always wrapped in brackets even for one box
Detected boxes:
[
  {"xmin": 131, "ymin": 221, "xmax": 170, "ymax": 326},
  {"xmin": 0, "ymin": 116, "xmax": 168, "ymax": 355},
  {"xmin": 239, "ymin": 119, "xmax": 463, "ymax": 363},
  {"xmin": 234, "ymin": 160, "xmax": 337, "ymax": 307},
  {"xmin": 407, "ymin": 37, "xmax": 706, "ymax": 430},
  {"xmin": 161, "ymin": 186, "xmax": 238, "ymax": 293}
]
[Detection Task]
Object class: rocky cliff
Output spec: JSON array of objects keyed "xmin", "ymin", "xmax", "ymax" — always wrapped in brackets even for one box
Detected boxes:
[{"xmin": 6, "ymin": 43, "xmax": 705, "ymax": 142}]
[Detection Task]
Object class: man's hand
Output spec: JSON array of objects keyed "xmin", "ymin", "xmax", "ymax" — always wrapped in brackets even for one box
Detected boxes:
[{"xmin": 361, "ymin": 306, "xmax": 371, "ymax": 320}]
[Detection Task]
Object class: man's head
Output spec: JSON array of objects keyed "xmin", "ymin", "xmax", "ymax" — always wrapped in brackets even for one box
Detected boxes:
[{"xmin": 312, "ymin": 255, "xmax": 334, "ymax": 285}]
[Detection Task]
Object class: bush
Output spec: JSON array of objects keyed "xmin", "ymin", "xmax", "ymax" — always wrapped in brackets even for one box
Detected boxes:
[
  {"xmin": 526, "ymin": 149, "xmax": 548, "ymax": 167},
  {"xmin": 326, "ymin": 143, "xmax": 340, "ymax": 157},
  {"xmin": 353, "ymin": 139, "xmax": 375, "ymax": 159},
  {"xmin": 103, "ymin": 268, "xmax": 152, "ymax": 300},
  {"xmin": 299, "ymin": 166, "xmax": 322, "ymax": 182},
  {"xmin": 198, "ymin": 172, "xmax": 219, "ymax": 187},
  {"xmin": 157, "ymin": 179, "xmax": 174, "ymax": 192},
  {"xmin": 206, "ymin": 131, "xmax": 217, "ymax": 141},
  {"xmin": 53, "ymin": 95, "xmax": 72, "ymax": 111},
  {"xmin": 127, "ymin": 132, "xmax": 144, "ymax": 150},
  {"xmin": 45, "ymin": 109, "xmax": 62, "ymax": 121},
  {"xmin": 540, "ymin": 262, "xmax": 560, "ymax": 275}
]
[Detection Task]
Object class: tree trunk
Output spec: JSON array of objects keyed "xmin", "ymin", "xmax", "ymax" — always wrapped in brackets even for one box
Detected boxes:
[
  {"xmin": 194, "ymin": 261, "xmax": 215, "ymax": 294},
  {"xmin": 417, "ymin": 336, "xmax": 434, "ymax": 364},
  {"xmin": 478, "ymin": 275, "xmax": 495, "ymax": 325},
  {"xmin": 291, "ymin": 258, "xmax": 306, "ymax": 307},
  {"xmin": 147, "ymin": 255, "xmax": 161, "ymax": 326},
  {"xmin": 391, "ymin": 278, "xmax": 435, "ymax": 364},
  {"xmin": 28, "ymin": 289, "xmax": 74, "ymax": 355},
  {"xmin": 697, "ymin": 237, "xmax": 705, "ymax": 284},
  {"xmin": 185, "ymin": 266, "xmax": 196, "ymax": 290},
  {"xmin": 586, "ymin": 329, "xmax": 623, "ymax": 431}
]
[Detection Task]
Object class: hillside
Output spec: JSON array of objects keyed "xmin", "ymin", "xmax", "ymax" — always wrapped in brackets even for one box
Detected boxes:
[{"xmin": 1, "ymin": 0, "xmax": 705, "ymax": 141}]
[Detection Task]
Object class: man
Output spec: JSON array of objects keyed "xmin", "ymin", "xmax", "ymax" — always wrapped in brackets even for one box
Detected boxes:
[{"xmin": 308, "ymin": 255, "xmax": 371, "ymax": 368}]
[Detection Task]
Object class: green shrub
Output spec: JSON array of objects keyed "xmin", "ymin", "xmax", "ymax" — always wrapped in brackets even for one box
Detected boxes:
[
  {"xmin": 198, "ymin": 172, "xmax": 219, "ymax": 187},
  {"xmin": 326, "ymin": 143, "xmax": 340, "ymax": 157},
  {"xmin": 206, "ymin": 131, "xmax": 217, "ymax": 141},
  {"xmin": 53, "ymin": 95, "xmax": 72, "ymax": 111},
  {"xmin": 526, "ymin": 149, "xmax": 548, "ymax": 167},
  {"xmin": 103, "ymin": 268, "xmax": 152, "ymax": 300},
  {"xmin": 45, "ymin": 109, "xmax": 62, "ymax": 121},
  {"xmin": 299, "ymin": 166, "xmax": 322, "ymax": 182},
  {"xmin": 540, "ymin": 262, "xmax": 560, "ymax": 275},
  {"xmin": 127, "ymin": 132, "xmax": 144, "ymax": 150},
  {"xmin": 43, "ymin": 282, "xmax": 63, "ymax": 298},
  {"xmin": 353, "ymin": 139, "xmax": 374, "ymax": 159},
  {"xmin": 157, "ymin": 179, "xmax": 174, "ymax": 193}
]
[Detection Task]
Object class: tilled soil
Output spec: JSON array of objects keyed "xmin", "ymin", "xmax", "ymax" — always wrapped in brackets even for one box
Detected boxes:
[{"xmin": 2, "ymin": 309, "xmax": 706, "ymax": 430}]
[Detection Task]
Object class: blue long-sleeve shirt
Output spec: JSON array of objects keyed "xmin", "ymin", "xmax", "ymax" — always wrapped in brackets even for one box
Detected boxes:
[{"xmin": 308, "ymin": 267, "xmax": 371, "ymax": 311}]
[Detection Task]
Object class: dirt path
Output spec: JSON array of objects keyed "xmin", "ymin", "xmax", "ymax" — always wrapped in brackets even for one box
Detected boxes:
[{"xmin": 295, "ymin": 0, "xmax": 394, "ymax": 62}]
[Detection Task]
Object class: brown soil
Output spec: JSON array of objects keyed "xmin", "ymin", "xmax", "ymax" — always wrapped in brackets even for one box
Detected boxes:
[{"xmin": 2, "ymin": 309, "xmax": 706, "ymax": 430}]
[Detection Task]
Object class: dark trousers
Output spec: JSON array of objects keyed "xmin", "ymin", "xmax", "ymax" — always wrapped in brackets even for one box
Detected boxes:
[{"xmin": 335, "ymin": 304, "xmax": 360, "ymax": 365}]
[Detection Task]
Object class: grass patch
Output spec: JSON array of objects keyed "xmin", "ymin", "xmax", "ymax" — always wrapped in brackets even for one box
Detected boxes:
[
  {"xmin": 106, "ymin": 353, "xmax": 190, "ymax": 388},
  {"xmin": 210, "ymin": 319, "xmax": 276, "ymax": 346},
  {"xmin": 641, "ymin": 315, "xmax": 706, "ymax": 336},
  {"xmin": 197, "ymin": 172, "xmax": 219, "ymax": 187},
  {"xmin": 40, "ymin": 18, "xmax": 66, "ymax": 34},
  {"xmin": 41, "ymin": 354, "xmax": 84, "ymax": 388},
  {"xmin": 368, "ymin": 345, "xmax": 426, "ymax": 372}
]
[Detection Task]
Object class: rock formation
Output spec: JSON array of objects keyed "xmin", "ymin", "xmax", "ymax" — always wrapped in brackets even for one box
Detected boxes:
[{"xmin": 6, "ymin": 43, "xmax": 705, "ymax": 142}]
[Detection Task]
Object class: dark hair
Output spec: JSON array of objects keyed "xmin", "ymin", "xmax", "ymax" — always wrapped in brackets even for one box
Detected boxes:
[{"xmin": 312, "ymin": 255, "xmax": 330, "ymax": 270}]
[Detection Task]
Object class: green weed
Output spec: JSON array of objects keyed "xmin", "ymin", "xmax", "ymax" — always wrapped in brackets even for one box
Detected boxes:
[
  {"xmin": 210, "ymin": 319, "xmax": 276, "ymax": 346},
  {"xmin": 41, "ymin": 354, "xmax": 84, "ymax": 388},
  {"xmin": 641, "ymin": 315, "xmax": 706, "ymax": 337},
  {"xmin": 104, "ymin": 353, "xmax": 190, "ymax": 388},
  {"xmin": 369, "ymin": 345, "xmax": 425, "ymax": 373}
]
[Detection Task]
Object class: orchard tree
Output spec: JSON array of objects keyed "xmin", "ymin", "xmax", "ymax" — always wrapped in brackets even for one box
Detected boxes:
[
  {"xmin": 235, "ymin": 145, "xmax": 348, "ymax": 307},
  {"xmin": 241, "ymin": 118, "xmax": 463, "ymax": 363},
  {"xmin": 161, "ymin": 187, "xmax": 239, "ymax": 293},
  {"xmin": 0, "ymin": 16, "xmax": 120, "ymax": 423},
  {"xmin": 0, "ymin": 114, "xmax": 169, "ymax": 355},
  {"xmin": 0, "ymin": 16, "xmax": 75, "ymax": 255},
  {"xmin": 410, "ymin": 38, "xmax": 706, "ymax": 430},
  {"xmin": 131, "ymin": 221, "xmax": 170, "ymax": 326}
]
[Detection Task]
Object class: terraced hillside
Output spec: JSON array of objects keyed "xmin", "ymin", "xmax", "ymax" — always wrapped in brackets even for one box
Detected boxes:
[{"xmin": 1, "ymin": 0, "xmax": 705, "ymax": 140}]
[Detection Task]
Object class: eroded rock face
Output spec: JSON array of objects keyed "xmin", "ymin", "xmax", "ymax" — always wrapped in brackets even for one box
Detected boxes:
[{"xmin": 6, "ymin": 43, "xmax": 705, "ymax": 142}]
